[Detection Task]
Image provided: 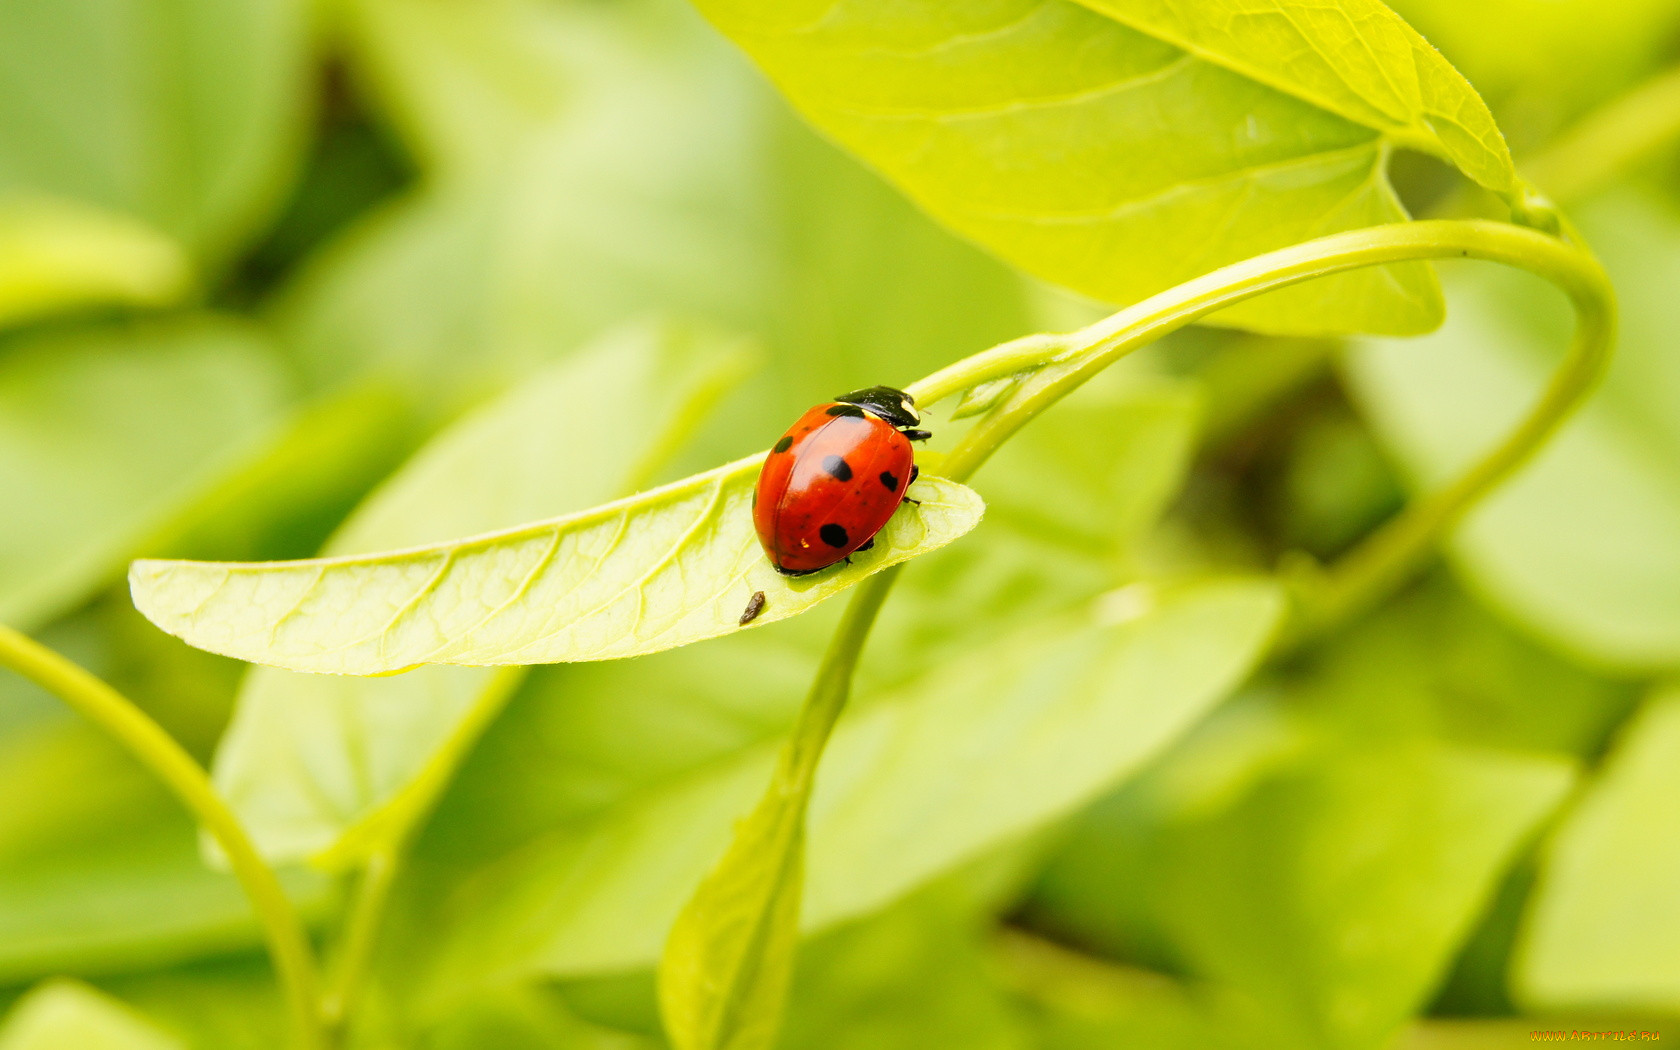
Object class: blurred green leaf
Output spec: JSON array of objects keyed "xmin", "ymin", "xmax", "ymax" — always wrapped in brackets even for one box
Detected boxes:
[
  {"xmin": 658, "ymin": 753, "xmax": 804, "ymax": 1050},
  {"xmin": 149, "ymin": 385, "xmax": 421, "ymax": 568},
  {"xmin": 996, "ymin": 931, "xmax": 1227, "ymax": 1050},
  {"xmin": 419, "ymin": 983, "xmax": 658, "ymax": 1050},
  {"xmin": 339, "ymin": 0, "xmax": 609, "ymax": 180},
  {"xmin": 0, "ymin": 980, "xmax": 180, "ymax": 1050},
  {"xmin": 282, "ymin": 0, "xmax": 768, "ymax": 407},
  {"xmin": 980, "ymin": 375, "xmax": 1200, "ymax": 550},
  {"xmin": 289, "ymin": 0, "xmax": 1031, "ymax": 428},
  {"xmin": 0, "ymin": 196, "xmax": 189, "ymax": 328},
  {"xmin": 1025, "ymin": 574, "xmax": 1636, "ymax": 1036},
  {"xmin": 0, "ymin": 0, "xmax": 310, "ymax": 264},
  {"xmin": 0, "ymin": 717, "xmax": 329, "ymax": 983},
  {"xmin": 421, "ymin": 579, "xmax": 1278, "ymax": 989},
  {"xmin": 0, "ymin": 317, "xmax": 288, "ymax": 630},
  {"xmin": 208, "ymin": 322, "xmax": 756, "ymax": 864},
  {"xmin": 777, "ymin": 889, "xmax": 1034, "ymax": 1050},
  {"xmin": 1517, "ymin": 686, "xmax": 1680, "ymax": 1013},
  {"xmin": 1155, "ymin": 739, "xmax": 1572, "ymax": 1049},
  {"xmin": 1348, "ymin": 189, "xmax": 1680, "ymax": 670},
  {"xmin": 98, "ymin": 956, "xmax": 285, "ymax": 1050},
  {"xmin": 1387, "ymin": 0, "xmax": 1680, "ymax": 146},
  {"xmin": 684, "ymin": 0, "xmax": 1515, "ymax": 336},
  {"xmin": 1288, "ymin": 577, "xmax": 1637, "ymax": 758},
  {"xmin": 1028, "ymin": 688, "xmax": 1574, "ymax": 1050}
]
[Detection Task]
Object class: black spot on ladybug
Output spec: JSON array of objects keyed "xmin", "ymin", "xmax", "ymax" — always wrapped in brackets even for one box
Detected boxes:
[
  {"xmin": 739, "ymin": 590, "xmax": 767, "ymax": 625},
  {"xmin": 825, "ymin": 403, "xmax": 866, "ymax": 418},
  {"xmin": 879, "ymin": 470, "xmax": 898, "ymax": 491},
  {"xmin": 821, "ymin": 455, "xmax": 853, "ymax": 481},
  {"xmin": 819, "ymin": 523, "xmax": 849, "ymax": 548},
  {"xmin": 772, "ymin": 436, "xmax": 793, "ymax": 454}
]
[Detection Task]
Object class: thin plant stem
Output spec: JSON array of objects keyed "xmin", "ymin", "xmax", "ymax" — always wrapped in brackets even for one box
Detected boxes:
[
  {"xmin": 775, "ymin": 567, "xmax": 901, "ymax": 796},
  {"xmin": 321, "ymin": 845, "xmax": 396, "ymax": 1042},
  {"xmin": 317, "ymin": 666, "xmax": 525, "ymax": 1044},
  {"xmin": 0, "ymin": 622, "xmax": 325, "ymax": 1050},
  {"xmin": 911, "ymin": 219, "xmax": 1614, "ymax": 639}
]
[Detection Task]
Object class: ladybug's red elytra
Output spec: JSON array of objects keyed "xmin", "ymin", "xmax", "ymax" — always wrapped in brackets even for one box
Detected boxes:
[{"xmin": 753, "ymin": 385, "xmax": 930, "ymax": 576}]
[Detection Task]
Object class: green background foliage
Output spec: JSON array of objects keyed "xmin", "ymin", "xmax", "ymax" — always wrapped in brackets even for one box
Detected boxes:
[{"xmin": 2, "ymin": 0, "xmax": 1679, "ymax": 1047}]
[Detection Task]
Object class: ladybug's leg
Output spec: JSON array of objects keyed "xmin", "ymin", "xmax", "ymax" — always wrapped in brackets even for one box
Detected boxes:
[
  {"xmin": 900, "ymin": 464, "xmax": 922, "ymax": 507},
  {"xmin": 902, "ymin": 429, "xmax": 932, "ymax": 442},
  {"xmin": 854, "ymin": 537, "xmax": 875, "ymax": 553}
]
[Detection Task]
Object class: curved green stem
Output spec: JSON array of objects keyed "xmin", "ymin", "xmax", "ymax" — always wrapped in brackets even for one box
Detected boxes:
[
  {"xmin": 915, "ymin": 219, "xmax": 1614, "ymax": 638},
  {"xmin": 317, "ymin": 665, "xmax": 524, "ymax": 1046},
  {"xmin": 0, "ymin": 623, "xmax": 324, "ymax": 1050},
  {"xmin": 321, "ymin": 845, "xmax": 396, "ymax": 1043}
]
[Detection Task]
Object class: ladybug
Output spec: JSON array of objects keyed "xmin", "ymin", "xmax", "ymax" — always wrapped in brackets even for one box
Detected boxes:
[{"xmin": 753, "ymin": 385, "xmax": 931, "ymax": 576}]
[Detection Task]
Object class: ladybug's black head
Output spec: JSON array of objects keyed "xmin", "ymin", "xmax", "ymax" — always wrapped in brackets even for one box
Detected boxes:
[{"xmin": 835, "ymin": 385, "xmax": 919, "ymax": 429}]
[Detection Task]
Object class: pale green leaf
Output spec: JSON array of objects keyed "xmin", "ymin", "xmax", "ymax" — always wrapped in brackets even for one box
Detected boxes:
[
  {"xmin": 779, "ymin": 888, "xmax": 1034, "ymax": 1050},
  {"xmin": 209, "ymin": 323, "xmax": 755, "ymax": 864},
  {"xmin": 1387, "ymin": 0, "xmax": 1680, "ymax": 141},
  {"xmin": 979, "ymin": 374, "xmax": 1200, "ymax": 548},
  {"xmin": 99, "ymin": 957, "xmax": 288, "ymax": 1050},
  {"xmin": 424, "ymin": 579, "xmax": 1279, "ymax": 984},
  {"xmin": 1152, "ymin": 737, "xmax": 1573, "ymax": 1048},
  {"xmin": 281, "ymin": 0, "xmax": 769, "ymax": 408},
  {"xmin": 1347, "ymin": 189, "xmax": 1680, "ymax": 670},
  {"xmin": 0, "ymin": 196, "xmax": 189, "ymax": 328},
  {"xmin": 0, "ymin": 980, "xmax": 181, "ymax": 1050},
  {"xmin": 686, "ymin": 0, "xmax": 1513, "ymax": 335},
  {"xmin": 0, "ymin": 0, "xmax": 309, "ymax": 263},
  {"xmin": 658, "ymin": 768, "xmax": 805, "ymax": 1050},
  {"xmin": 130, "ymin": 465, "xmax": 980, "ymax": 675},
  {"xmin": 1517, "ymin": 687, "xmax": 1680, "ymax": 1013},
  {"xmin": 1027, "ymin": 685, "xmax": 1576, "ymax": 1050},
  {"xmin": 422, "ymin": 983, "xmax": 663, "ymax": 1050},
  {"xmin": 1074, "ymin": 0, "xmax": 1513, "ymax": 189},
  {"xmin": 0, "ymin": 318, "xmax": 289, "ymax": 630}
]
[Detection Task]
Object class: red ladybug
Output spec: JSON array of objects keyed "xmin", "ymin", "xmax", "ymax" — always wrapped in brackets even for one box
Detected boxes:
[{"xmin": 754, "ymin": 385, "xmax": 931, "ymax": 576}]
